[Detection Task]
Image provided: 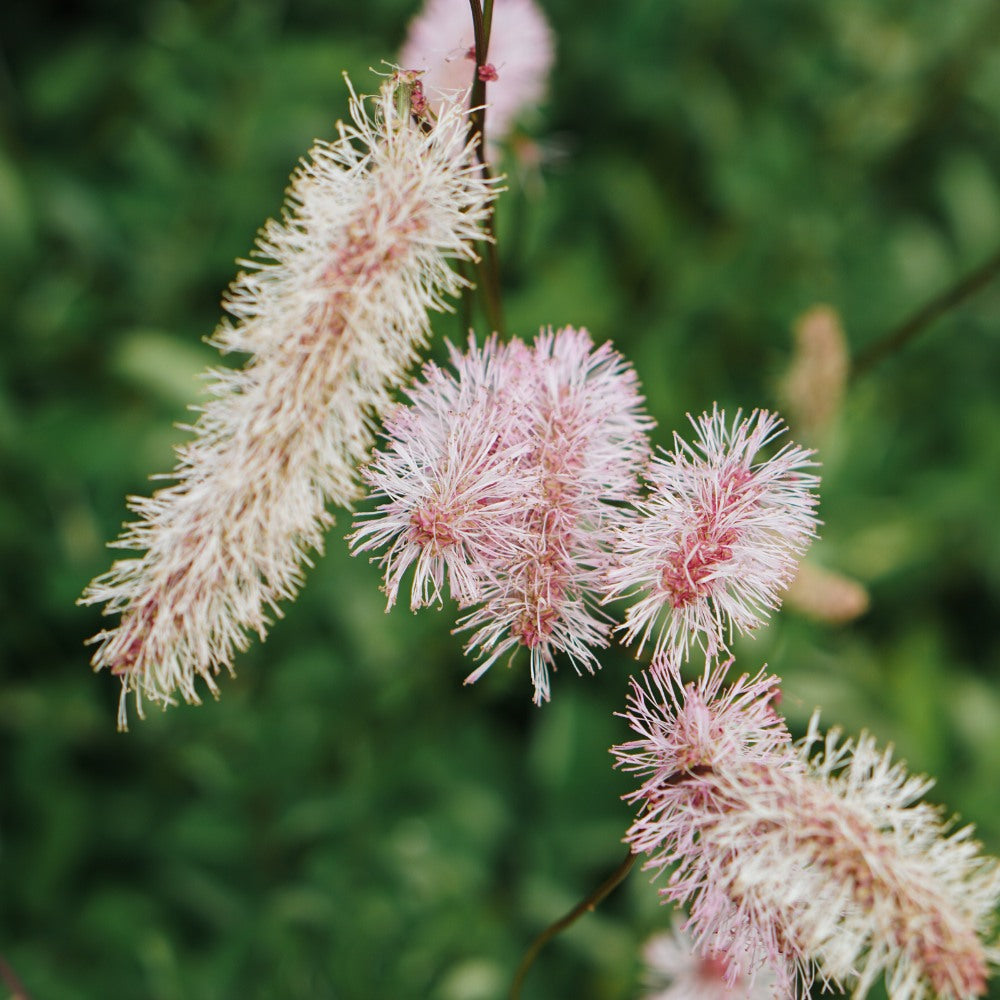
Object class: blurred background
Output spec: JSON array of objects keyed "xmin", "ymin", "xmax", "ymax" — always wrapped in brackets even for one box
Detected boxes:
[{"xmin": 2, "ymin": 0, "xmax": 1000, "ymax": 997}]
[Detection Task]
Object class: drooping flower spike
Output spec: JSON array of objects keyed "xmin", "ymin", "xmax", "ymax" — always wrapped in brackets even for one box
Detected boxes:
[
  {"xmin": 352, "ymin": 326, "xmax": 653, "ymax": 703},
  {"xmin": 80, "ymin": 73, "xmax": 498, "ymax": 727},
  {"xmin": 399, "ymin": 0, "xmax": 555, "ymax": 150},
  {"xmin": 607, "ymin": 407, "xmax": 819, "ymax": 668},
  {"xmin": 614, "ymin": 659, "xmax": 1000, "ymax": 999}
]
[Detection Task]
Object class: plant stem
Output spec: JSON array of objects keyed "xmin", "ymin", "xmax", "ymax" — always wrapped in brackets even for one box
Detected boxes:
[
  {"xmin": 508, "ymin": 849, "xmax": 638, "ymax": 999},
  {"xmin": 852, "ymin": 245, "xmax": 1000, "ymax": 379},
  {"xmin": 466, "ymin": 0, "xmax": 505, "ymax": 335},
  {"xmin": 457, "ymin": 257, "xmax": 475, "ymax": 333},
  {"xmin": 478, "ymin": 239, "xmax": 505, "ymax": 334},
  {"xmin": 466, "ymin": 0, "xmax": 489, "ymax": 167}
]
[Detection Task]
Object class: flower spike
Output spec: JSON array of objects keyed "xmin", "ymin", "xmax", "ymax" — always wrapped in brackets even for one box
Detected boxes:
[
  {"xmin": 614, "ymin": 661, "xmax": 1000, "ymax": 998},
  {"xmin": 80, "ymin": 74, "xmax": 498, "ymax": 727},
  {"xmin": 608, "ymin": 406, "xmax": 819, "ymax": 667}
]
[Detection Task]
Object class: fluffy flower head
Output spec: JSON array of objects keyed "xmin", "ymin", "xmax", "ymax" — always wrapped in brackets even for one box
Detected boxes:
[
  {"xmin": 607, "ymin": 406, "xmax": 819, "ymax": 667},
  {"xmin": 80, "ymin": 74, "xmax": 497, "ymax": 727},
  {"xmin": 614, "ymin": 663, "xmax": 1000, "ymax": 999},
  {"xmin": 613, "ymin": 660, "xmax": 792, "ymax": 854},
  {"xmin": 352, "ymin": 326, "xmax": 653, "ymax": 703}
]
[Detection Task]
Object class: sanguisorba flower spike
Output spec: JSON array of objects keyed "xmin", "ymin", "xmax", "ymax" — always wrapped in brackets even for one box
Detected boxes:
[
  {"xmin": 640, "ymin": 925, "xmax": 777, "ymax": 1000},
  {"xmin": 614, "ymin": 660, "xmax": 1000, "ymax": 999},
  {"xmin": 352, "ymin": 327, "xmax": 653, "ymax": 703},
  {"xmin": 607, "ymin": 406, "xmax": 819, "ymax": 666},
  {"xmin": 80, "ymin": 73, "xmax": 498, "ymax": 728}
]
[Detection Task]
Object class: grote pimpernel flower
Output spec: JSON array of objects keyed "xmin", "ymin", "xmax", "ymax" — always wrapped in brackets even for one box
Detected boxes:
[
  {"xmin": 607, "ymin": 407, "xmax": 819, "ymax": 667},
  {"xmin": 352, "ymin": 326, "xmax": 653, "ymax": 702},
  {"xmin": 614, "ymin": 660, "xmax": 1000, "ymax": 999},
  {"xmin": 80, "ymin": 74, "xmax": 498, "ymax": 728}
]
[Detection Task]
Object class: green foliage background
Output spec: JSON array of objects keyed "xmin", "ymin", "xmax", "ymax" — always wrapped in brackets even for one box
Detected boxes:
[{"xmin": 2, "ymin": 1, "xmax": 1000, "ymax": 997}]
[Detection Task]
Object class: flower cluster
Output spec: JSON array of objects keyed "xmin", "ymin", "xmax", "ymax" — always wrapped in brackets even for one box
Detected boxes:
[
  {"xmin": 353, "ymin": 336, "xmax": 823, "ymax": 702},
  {"xmin": 79, "ymin": 74, "xmax": 497, "ymax": 728},
  {"xmin": 351, "ymin": 326, "xmax": 653, "ymax": 703},
  {"xmin": 614, "ymin": 660, "xmax": 1000, "ymax": 999}
]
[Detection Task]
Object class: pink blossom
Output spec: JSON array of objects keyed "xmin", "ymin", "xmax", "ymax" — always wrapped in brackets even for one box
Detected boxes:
[
  {"xmin": 352, "ymin": 327, "xmax": 653, "ymax": 702},
  {"xmin": 613, "ymin": 659, "xmax": 790, "ymax": 798},
  {"xmin": 607, "ymin": 407, "xmax": 819, "ymax": 667},
  {"xmin": 614, "ymin": 661, "xmax": 1000, "ymax": 999},
  {"xmin": 398, "ymin": 0, "xmax": 555, "ymax": 148},
  {"xmin": 351, "ymin": 334, "xmax": 536, "ymax": 610}
]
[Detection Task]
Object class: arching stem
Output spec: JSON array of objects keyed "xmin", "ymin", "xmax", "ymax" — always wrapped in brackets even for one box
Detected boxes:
[
  {"xmin": 509, "ymin": 849, "xmax": 638, "ymax": 999},
  {"xmin": 852, "ymin": 245, "xmax": 1000, "ymax": 379}
]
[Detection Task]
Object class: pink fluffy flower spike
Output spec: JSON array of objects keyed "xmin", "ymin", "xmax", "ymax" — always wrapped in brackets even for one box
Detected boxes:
[
  {"xmin": 352, "ymin": 326, "xmax": 653, "ymax": 703},
  {"xmin": 607, "ymin": 406, "xmax": 820, "ymax": 668}
]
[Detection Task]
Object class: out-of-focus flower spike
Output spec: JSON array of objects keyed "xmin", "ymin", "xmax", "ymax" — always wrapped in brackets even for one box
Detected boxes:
[
  {"xmin": 80, "ymin": 73, "xmax": 499, "ymax": 728},
  {"xmin": 398, "ymin": 0, "xmax": 555, "ymax": 152},
  {"xmin": 784, "ymin": 560, "xmax": 869, "ymax": 624},
  {"xmin": 780, "ymin": 304, "xmax": 849, "ymax": 441},
  {"xmin": 640, "ymin": 924, "xmax": 781, "ymax": 1000}
]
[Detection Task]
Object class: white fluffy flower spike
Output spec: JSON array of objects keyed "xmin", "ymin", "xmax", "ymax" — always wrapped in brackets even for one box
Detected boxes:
[{"xmin": 80, "ymin": 73, "xmax": 498, "ymax": 728}]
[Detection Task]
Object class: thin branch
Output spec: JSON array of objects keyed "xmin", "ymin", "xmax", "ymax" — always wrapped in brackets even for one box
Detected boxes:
[
  {"xmin": 508, "ymin": 850, "xmax": 638, "ymax": 999},
  {"xmin": 478, "ymin": 239, "xmax": 505, "ymax": 334},
  {"xmin": 508, "ymin": 767, "xmax": 713, "ymax": 998},
  {"xmin": 852, "ymin": 245, "xmax": 1000, "ymax": 380}
]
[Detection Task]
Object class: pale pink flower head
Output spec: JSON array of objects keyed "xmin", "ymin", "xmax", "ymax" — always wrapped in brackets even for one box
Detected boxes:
[
  {"xmin": 398, "ymin": 0, "xmax": 555, "ymax": 147},
  {"xmin": 607, "ymin": 406, "xmax": 819, "ymax": 667},
  {"xmin": 79, "ymin": 74, "xmax": 497, "ymax": 727},
  {"xmin": 350, "ymin": 334, "xmax": 535, "ymax": 611},
  {"xmin": 614, "ymin": 659, "xmax": 801, "ymax": 993},
  {"xmin": 352, "ymin": 326, "xmax": 653, "ymax": 703},
  {"xmin": 786, "ymin": 719, "xmax": 1000, "ymax": 999},
  {"xmin": 615, "ymin": 664, "xmax": 1000, "ymax": 999},
  {"xmin": 457, "ymin": 327, "xmax": 653, "ymax": 702},
  {"xmin": 641, "ymin": 925, "xmax": 779, "ymax": 1000}
]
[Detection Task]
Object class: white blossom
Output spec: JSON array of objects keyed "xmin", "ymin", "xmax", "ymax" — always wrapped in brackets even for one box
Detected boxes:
[{"xmin": 80, "ymin": 74, "xmax": 497, "ymax": 727}]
